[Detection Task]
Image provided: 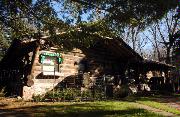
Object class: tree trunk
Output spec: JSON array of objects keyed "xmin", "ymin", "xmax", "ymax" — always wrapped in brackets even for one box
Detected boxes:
[{"xmin": 166, "ymin": 47, "xmax": 171, "ymax": 64}]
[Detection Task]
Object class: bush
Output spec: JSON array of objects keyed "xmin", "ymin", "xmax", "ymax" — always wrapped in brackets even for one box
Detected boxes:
[
  {"xmin": 33, "ymin": 87, "xmax": 108, "ymax": 102},
  {"xmin": 94, "ymin": 89, "xmax": 105, "ymax": 100},
  {"xmin": 0, "ymin": 87, "xmax": 6, "ymax": 97},
  {"xmin": 114, "ymin": 85, "xmax": 132, "ymax": 98},
  {"xmin": 32, "ymin": 94, "xmax": 44, "ymax": 102},
  {"xmin": 81, "ymin": 89, "xmax": 92, "ymax": 100},
  {"xmin": 44, "ymin": 90, "xmax": 63, "ymax": 101},
  {"xmin": 43, "ymin": 88, "xmax": 81, "ymax": 102},
  {"xmin": 62, "ymin": 88, "xmax": 81, "ymax": 101}
]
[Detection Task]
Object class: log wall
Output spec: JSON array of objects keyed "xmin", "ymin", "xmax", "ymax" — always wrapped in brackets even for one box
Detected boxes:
[{"xmin": 23, "ymin": 48, "xmax": 86, "ymax": 100}]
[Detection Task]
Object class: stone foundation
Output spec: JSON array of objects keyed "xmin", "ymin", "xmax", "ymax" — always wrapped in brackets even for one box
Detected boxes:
[{"xmin": 23, "ymin": 79, "xmax": 63, "ymax": 100}]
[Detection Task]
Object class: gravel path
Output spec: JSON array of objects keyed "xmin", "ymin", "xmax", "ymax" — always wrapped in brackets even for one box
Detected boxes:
[
  {"xmin": 168, "ymin": 102, "xmax": 180, "ymax": 110},
  {"xmin": 131, "ymin": 102, "xmax": 178, "ymax": 117}
]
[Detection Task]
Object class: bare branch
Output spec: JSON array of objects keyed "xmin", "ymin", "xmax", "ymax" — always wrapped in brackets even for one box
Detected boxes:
[
  {"xmin": 171, "ymin": 17, "xmax": 178, "ymax": 35},
  {"xmin": 165, "ymin": 13, "xmax": 171, "ymax": 34},
  {"xmin": 156, "ymin": 22, "xmax": 167, "ymax": 45},
  {"xmin": 142, "ymin": 32, "xmax": 156, "ymax": 48}
]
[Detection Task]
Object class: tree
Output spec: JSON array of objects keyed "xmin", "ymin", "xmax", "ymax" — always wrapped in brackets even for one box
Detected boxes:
[
  {"xmin": 50, "ymin": 20, "xmax": 117, "ymax": 50},
  {"xmin": 62, "ymin": 0, "xmax": 178, "ymax": 27},
  {"xmin": 143, "ymin": 8, "xmax": 179, "ymax": 64},
  {"xmin": 0, "ymin": 0, "xmax": 178, "ymax": 52},
  {"xmin": 121, "ymin": 25, "xmax": 144, "ymax": 51},
  {"xmin": 0, "ymin": 24, "xmax": 9, "ymax": 60},
  {"xmin": 60, "ymin": 0, "xmax": 178, "ymax": 57},
  {"xmin": 0, "ymin": 0, "xmax": 34, "ymax": 38},
  {"xmin": 0, "ymin": 0, "xmax": 69, "ymax": 40}
]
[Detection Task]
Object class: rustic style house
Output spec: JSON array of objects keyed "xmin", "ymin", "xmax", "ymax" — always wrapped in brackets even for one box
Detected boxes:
[{"xmin": 0, "ymin": 35, "xmax": 175, "ymax": 99}]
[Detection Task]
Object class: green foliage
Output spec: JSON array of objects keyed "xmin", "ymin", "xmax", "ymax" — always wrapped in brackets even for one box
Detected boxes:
[
  {"xmin": 33, "ymin": 87, "xmax": 106, "ymax": 102},
  {"xmin": 94, "ymin": 89, "xmax": 106, "ymax": 100},
  {"xmin": 0, "ymin": 25, "xmax": 10, "ymax": 60},
  {"xmin": 0, "ymin": 30, "xmax": 9, "ymax": 48},
  {"xmin": 0, "ymin": 0, "xmax": 69, "ymax": 39},
  {"xmin": 43, "ymin": 88, "xmax": 81, "ymax": 101},
  {"xmin": 44, "ymin": 90, "xmax": 62, "ymax": 100},
  {"xmin": 0, "ymin": 0, "xmax": 35, "ymax": 39},
  {"xmin": 32, "ymin": 94, "xmax": 44, "ymax": 102},
  {"xmin": 62, "ymin": 88, "xmax": 81, "ymax": 100},
  {"xmin": 0, "ymin": 0, "xmax": 177, "ymax": 38},
  {"xmin": 54, "ymin": 20, "xmax": 117, "ymax": 51},
  {"xmin": 62, "ymin": 0, "xmax": 178, "ymax": 28},
  {"xmin": 78, "ymin": 21, "xmax": 116, "ymax": 37},
  {"xmin": 81, "ymin": 89, "xmax": 92, "ymax": 100},
  {"xmin": 0, "ymin": 0, "xmax": 178, "ymax": 55}
]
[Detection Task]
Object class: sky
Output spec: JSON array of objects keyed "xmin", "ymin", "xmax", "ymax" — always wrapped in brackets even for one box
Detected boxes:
[
  {"xmin": 50, "ymin": 1, "xmax": 160, "ymax": 56},
  {"xmin": 32, "ymin": 0, "xmax": 179, "ymax": 57}
]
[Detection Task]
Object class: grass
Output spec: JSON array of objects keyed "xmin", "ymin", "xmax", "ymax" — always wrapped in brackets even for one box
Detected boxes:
[
  {"xmin": 0, "ymin": 99, "xmax": 163, "ymax": 117},
  {"xmin": 135, "ymin": 97, "xmax": 180, "ymax": 115},
  {"xmin": 33, "ymin": 101, "xmax": 164, "ymax": 117}
]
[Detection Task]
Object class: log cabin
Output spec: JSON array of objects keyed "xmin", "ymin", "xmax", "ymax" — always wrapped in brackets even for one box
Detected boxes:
[{"xmin": 0, "ymin": 35, "xmax": 175, "ymax": 100}]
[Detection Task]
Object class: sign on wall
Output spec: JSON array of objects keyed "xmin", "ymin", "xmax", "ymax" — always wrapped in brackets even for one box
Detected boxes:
[
  {"xmin": 39, "ymin": 51, "xmax": 63, "ymax": 76},
  {"xmin": 39, "ymin": 52, "xmax": 63, "ymax": 64}
]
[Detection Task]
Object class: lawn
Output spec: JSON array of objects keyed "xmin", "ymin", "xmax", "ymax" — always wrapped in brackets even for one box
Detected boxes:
[{"xmin": 0, "ymin": 99, "xmax": 163, "ymax": 117}]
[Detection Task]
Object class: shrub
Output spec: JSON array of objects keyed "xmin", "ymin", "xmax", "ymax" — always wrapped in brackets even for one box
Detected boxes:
[
  {"xmin": 62, "ymin": 88, "xmax": 81, "ymax": 101},
  {"xmin": 36, "ymin": 87, "xmax": 108, "ymax": 102},
  {"xmin": 43, "ymin": 88, "xmax": 81, "ymax": 101},
  {"xmin": 81, "ymin": 89, "xmax": 93, "ymax": 100},
  {"xmin": 32, "ymin": 94, "xmax": 44, "ymax": 102},
  {"xmin": 113, "ymin": 85, "xmax": 132, "ymax": 98},
  {"xmin": 44, "ymin": 90, "xmax": 63, "ymax": 101},
  {"xmin": 94, "ymin": 89, "xmax": 105, "ymax": 100},
  {"xmin": 0, "ymin": 87, "xmax": 6, "ymax": 97}
]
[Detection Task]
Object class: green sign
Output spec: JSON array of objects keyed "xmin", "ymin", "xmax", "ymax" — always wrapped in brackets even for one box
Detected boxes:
[
  {"xmin": 41, "ymin": 52, "xmax": 60, "ymax": 57},
  {"xmin": 39, "ymin": 52, "xmax": 63, "ymax": 64}
]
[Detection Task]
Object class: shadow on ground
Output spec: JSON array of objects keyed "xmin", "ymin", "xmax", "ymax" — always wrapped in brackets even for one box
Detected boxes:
[
  {"xmin": 136, "ymin": 95, "xmax": 180, "ymax": 104},
  {"xmin": 0, "ymin": 102, "xmax": 162, "ymax": 117}
]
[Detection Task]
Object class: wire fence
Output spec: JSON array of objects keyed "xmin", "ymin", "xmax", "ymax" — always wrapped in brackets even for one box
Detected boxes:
[
  {"xmin": 0, "ymin": 69, "xmax": 21, "ymax": 82},
  {"xmin": 0, "ymin": 69, "xmax": 23, "ymax": 96}
]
